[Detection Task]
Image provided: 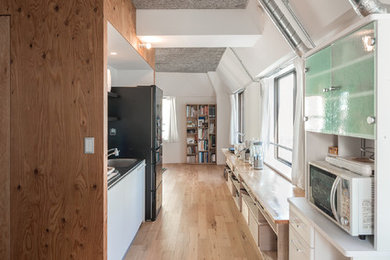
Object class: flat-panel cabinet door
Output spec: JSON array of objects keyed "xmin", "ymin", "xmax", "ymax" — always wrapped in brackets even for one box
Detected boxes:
[
  {"xmin": 331, "ymin": 22, "xmax": 376, "ymax": 139},
  {"xmin": 305, "ymin": 46, "xmax": 333, "ymax": 134}
]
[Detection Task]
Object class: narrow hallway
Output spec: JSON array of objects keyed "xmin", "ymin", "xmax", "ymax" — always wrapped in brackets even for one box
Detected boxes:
[{"xmin": 126, "ymin": 164, "xmax": 262, "ymax": 260}]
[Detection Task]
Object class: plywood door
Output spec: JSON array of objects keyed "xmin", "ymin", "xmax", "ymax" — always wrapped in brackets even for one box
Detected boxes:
[{"xmin": 0, "ymin": 15, "xmax": 10, "ymax": 260}]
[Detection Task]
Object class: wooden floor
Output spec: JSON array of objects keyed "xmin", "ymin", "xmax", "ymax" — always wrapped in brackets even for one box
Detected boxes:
[{"xmin": 125, "ymin": 164, "xmax": 263, "ymax": 260}]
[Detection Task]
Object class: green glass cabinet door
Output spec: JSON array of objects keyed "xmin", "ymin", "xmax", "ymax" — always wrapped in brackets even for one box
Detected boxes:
[
  {"xmin": 305, "ymin": 46, "xmax": 334, "ymax": 134},
  {"xmin": 331, "ymin": 22, "xmax": 376, "ymax": 139}
]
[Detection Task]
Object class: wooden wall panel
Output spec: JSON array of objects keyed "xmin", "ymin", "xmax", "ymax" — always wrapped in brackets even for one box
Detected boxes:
[
  {"xmin": 0, "ymin": 15, "xmax": 10, "ymax": 260},
  {"xmin": 104, "ymin": 0, "xmax": 155, "ymax": 69},
  {"xmin": 8, "ymin": 1, "xmax": 105, "ymax": 259}
]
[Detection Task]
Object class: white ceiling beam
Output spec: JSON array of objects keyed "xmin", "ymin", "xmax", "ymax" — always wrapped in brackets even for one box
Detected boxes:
[{"xmin": 136, "ymin": 5, "xmax": 263, "ymax": 48}]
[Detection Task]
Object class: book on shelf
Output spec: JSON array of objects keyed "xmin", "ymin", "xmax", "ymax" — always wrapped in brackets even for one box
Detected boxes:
[
  {"xmin": 209, "ymin": 106, "xmax": 216, "ymax": 118},
  {"xmin": 197, "ymin": 128, "xmax": 208, "ymax": 139},
  {"xmin": 186, "ymin": 105, "xmax": 197, "ymax": 117},
  {"xmin": 198, "ymin": 151, "xmax": 209, "ymax": 163},
  {"xmin": 198, "ymin": 140, "xmax": 208, "ymax": 151},
  {"xmin": 210, "ymin": 135, "xmax": 216, "ymax": 147},
  {"xmin": 199, "ymin": 105, "xmax": 208, "ymax": 116},
  {"xmin": 187, "ymin": 120, "xmax": 197, "ymax": 128},
  {"xmin": 187, "ymin": 146, "xmax": 197, "ymax": 154},
  {"xmin": 209, "ymin": 122, "xmax": 215, "ymax": 134}
]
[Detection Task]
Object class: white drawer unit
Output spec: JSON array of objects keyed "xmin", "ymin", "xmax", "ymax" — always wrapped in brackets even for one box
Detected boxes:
[
  {"xmin": 249, "ymin": 209, "xmax": 260, "ymax": 246},
  {"xmin": 290, "ymin": 206, "xmax": 314, "ymax": 247},
  {"xmin": 289, "ymin": 227, "xmax": 314, "ymax": 260},
  {"xmin": 241, "ymin": 194, "xmax": 249, "ymax": 224}
]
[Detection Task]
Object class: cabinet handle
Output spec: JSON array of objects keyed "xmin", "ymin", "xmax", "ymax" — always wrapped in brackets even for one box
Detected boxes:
[
  {"xmin": 290, "ymin": 239, "xmax": 303, "ymax": 253},
  {"xmin": 329, "ymin": 86, "xmax": 341, "ymax": 91},
  {"xmin": 303, "ymin": 116, "xmax": 309, "ymax": 122},
  {"xmin": 367, "ymin": 116, "xmax": 376, "ymax": 125}
]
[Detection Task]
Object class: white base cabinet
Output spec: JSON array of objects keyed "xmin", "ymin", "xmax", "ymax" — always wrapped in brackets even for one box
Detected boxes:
[{"xmin": 108, "ymin": 161, "xmax": 145, "ymax": 260}]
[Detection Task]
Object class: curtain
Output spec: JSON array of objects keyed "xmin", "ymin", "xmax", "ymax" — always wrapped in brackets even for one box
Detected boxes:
[
  {"xmin": 259, "ymin": 77, "xmax": 273, "ymax": 158},
  {"xmin": 229, "ymin": 94, "xmax": 239, "ymax": 145},
  {"xmin": 163, "ymin": 96, "xmax": 179, "ymax": 143},
  {"xmin": 291, "ymin": 58, "xmax": 305, "ymax": 189}
]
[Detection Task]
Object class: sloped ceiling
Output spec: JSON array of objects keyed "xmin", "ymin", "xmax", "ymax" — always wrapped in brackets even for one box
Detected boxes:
[
  {"xmin": 155, "ymin": 48, "xmax": 226, "ymax": 73},
  {"xmin": 132, "ymin": 0, "xmax": 248, "ymax": 9}
]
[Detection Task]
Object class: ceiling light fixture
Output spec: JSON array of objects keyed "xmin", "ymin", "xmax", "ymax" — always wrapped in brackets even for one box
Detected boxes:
[
  {"xmin": 110, "ymin": 51, "xmax": 118, "ymax": 56},
  {"xmin": 139, "ymin": 43, "xmax": 152, "ymax": 50}
]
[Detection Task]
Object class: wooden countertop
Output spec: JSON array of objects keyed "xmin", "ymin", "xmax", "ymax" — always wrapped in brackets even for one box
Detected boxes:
[{"xmin": 222, "ymin": 149, "xmax": 304, "ymax": 224}]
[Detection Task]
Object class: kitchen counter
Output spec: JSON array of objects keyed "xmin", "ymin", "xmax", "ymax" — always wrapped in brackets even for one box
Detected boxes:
[
  {"xmin": 222, "ymin": 148, "xmax": 304, "ymax": 223},
  {"xmin": 108, "ymin": 159, "xmax": 144, "ymax": 189}
]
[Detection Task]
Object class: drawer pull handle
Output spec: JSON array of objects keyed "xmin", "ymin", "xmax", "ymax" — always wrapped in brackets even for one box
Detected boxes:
[{"xmin": 291, "ymin": 239, "xmax": 302, "ymax": 253}]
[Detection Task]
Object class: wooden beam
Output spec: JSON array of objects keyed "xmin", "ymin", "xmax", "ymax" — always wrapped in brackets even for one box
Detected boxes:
[{"xmin": 0, "ymin": 15, "xmax": 10, "ymax": 260}]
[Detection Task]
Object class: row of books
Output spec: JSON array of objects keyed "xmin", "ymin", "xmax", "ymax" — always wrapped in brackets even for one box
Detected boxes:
[
  {"xmin": 198, "ymin": 128, "xmax": 208, "ymax": 139},
  {"xmin": 209, "ymin": 122, "xmax": 215, "ymax": 134},
  {"xmin": 210, "ymin": 135, "xmax": 216, "ymax": 147},
  {"xmin": 198, "ymin": 117, "xmax": 208, "ymax": 127},
  {"xmin": 198, "ymin": 152, "xmax": 209, "ymax": 163},
  {"xmin": 198, "ymin": 140, "xmax": 208, "ymax": 151},
  {"xmin": 209, "ymin": 106, "xmax": 216, "ymax": 117},
  {"xmin": 186, "ymin": 153, "xmax": 216, "ymax": 163},
  {"xmin": 199, "ymin": 105, "xmax": 208, "ymax": 115},
  {"xmin": 186, "ymin": 105, "xmax": 197, "ymax": 117},
  {"xmin": 187, "ymin": 146, "xmax": 197, "ymax": 154}
]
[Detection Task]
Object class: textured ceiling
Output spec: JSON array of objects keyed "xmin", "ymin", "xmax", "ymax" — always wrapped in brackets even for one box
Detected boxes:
[
  {"xmin": 155, "ymin": 48, "xmax": 226, "ymax": 73},
  {"xmin": 133, "ymin": 0, "xmax": 248, "ymax": 9}
]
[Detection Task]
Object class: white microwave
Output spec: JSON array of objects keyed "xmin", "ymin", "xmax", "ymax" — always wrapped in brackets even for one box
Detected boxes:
[{"xmin": 308, "ymin": 161, "xmax": 374, "ymax": 236}]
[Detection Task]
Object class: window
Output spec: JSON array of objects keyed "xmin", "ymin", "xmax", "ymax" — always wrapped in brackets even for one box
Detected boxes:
[
  {"xmin": 162, "ymin": 96, "xmax": 179, "ymax": 143},
  {"xmin": 273, "ymin": 70, "xmax": 296, "ymax": 166},
  {"xmin": 238, "ymin": 91, "xmax": 245, "ymax": 143}
]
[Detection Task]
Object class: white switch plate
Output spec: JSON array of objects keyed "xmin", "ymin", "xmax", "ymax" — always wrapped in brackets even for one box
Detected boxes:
[{"xmin": 84, "ymin": 137, "xmax": 95, "ymax": 154}]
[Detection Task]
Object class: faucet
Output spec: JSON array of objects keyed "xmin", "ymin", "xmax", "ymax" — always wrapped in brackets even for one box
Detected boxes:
[{"xmin": 108, "ymin": 148, "xmax": 120, "ymax": 158}]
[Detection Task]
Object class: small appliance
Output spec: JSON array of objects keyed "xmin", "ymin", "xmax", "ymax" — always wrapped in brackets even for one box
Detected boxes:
[{"xmin": 308, "ymin": 161, "xmax": 374, "ymax": 236}]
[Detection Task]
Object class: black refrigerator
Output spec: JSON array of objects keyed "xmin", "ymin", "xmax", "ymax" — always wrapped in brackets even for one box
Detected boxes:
[{"xmin": 108, "ymin": 85, "xmax": 163, "ymax": 221}]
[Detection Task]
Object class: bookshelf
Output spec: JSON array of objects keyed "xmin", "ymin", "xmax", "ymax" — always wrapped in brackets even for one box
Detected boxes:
[{"xmin": 186, "ymin": 104, "xmax": 217, "ymax": 164}]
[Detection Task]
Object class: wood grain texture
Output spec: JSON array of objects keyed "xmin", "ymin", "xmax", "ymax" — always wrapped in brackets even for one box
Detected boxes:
[
  {"xmin": 125, "ymin": 164, "xmax": 263, "ymax": 260},
  {"xmin": 104, "ymin": 0, "xmax": 155, "ymax": 69},
  {"xmin": 8, "ymin": 1, "xmax": 105, "ymax": 259},
  {"xmin": 0, "ymin": 15, "xmax": 10, "ymax": 260}
]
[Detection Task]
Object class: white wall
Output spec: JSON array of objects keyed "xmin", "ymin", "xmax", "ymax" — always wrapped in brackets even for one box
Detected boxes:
[
  {"xmin": 156, "ymin": 73, "xmax": 217, "ymax": 164},
  {"xmin": 232, "ymin": 7, "xmax": 292, "ymax": 79},
  {"xmin": 207, "ymin": 72, "xmax": 232, "ymax": 165}
]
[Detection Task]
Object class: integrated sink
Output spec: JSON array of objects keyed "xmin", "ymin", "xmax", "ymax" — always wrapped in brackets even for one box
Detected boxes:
[{"xmin": 108, "ymin": 158, "xmax": 138, "ymax": 168}]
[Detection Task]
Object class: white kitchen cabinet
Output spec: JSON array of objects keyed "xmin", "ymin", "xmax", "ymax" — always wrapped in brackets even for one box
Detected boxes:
[{"xmin": 108, "ymin": 161, "xmax": 145, "ymax": 260}]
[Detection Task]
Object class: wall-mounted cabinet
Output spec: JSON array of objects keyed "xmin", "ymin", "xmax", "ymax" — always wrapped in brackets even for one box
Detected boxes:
[
  {"xmin": 305, "ymin": 22, "xmax": 376, "ymax": 139},
  {"xmin": 304, "ymin": 15, "xmax": 390, "ymax": 253}
]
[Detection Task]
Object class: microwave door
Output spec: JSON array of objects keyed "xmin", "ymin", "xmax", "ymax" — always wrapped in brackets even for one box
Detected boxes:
[
  {"xmin": 330, "ymin": 176, "xmax": 341, "ymax": 223},
  {"xmin": 309, "ymin": 165, "xmax": 338, "ymax": 220}
]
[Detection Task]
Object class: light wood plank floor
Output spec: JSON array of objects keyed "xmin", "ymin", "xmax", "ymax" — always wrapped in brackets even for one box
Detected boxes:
[{"xmin": 125, "ymin": 164, "xmax": 263, "ymax": 260}]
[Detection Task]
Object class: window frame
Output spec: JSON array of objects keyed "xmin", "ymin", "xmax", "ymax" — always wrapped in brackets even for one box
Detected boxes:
[
  {"xmin": 237, "ymin": 90, "xmax": 245, "ymax": 143},
  {"xmin": 273, "ymin": 69, "xmax": 297, "ymax": 167}
]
